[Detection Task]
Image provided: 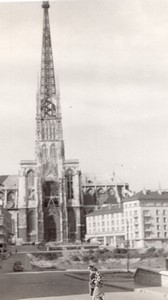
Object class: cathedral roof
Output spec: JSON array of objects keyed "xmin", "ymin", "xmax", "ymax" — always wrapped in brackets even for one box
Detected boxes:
[
  {"xmin": 81, "ymin": 173, "xmax": 128, "ymax": 186},
  {"xmin": 0, "ymin": 175, "xmax": 18, "ymax": 189}
]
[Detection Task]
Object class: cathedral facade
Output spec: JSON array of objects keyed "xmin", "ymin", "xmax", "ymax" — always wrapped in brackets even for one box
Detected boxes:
[{"xmin": 0, "ymin": 2, "xmax": 130, "ymax": 244}]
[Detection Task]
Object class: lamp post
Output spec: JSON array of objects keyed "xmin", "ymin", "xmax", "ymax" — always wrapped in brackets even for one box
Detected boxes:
[{"xmin": 126, "ymin": 220, "xmax": 129, "ymax": 272}]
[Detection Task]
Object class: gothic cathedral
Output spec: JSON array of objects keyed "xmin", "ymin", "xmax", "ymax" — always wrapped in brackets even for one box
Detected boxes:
[{"xmin": 0, "ymin": 1, "xmax": 130, "ymax": 244}]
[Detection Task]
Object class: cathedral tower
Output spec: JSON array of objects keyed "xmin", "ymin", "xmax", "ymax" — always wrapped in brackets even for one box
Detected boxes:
[{"xmin": 36, "ymin": 1, "xmax": 67, "ymax": 242}]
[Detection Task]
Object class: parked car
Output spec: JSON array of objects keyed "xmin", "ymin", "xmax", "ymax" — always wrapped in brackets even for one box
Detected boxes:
[{"xmin": 13, "ymin": 261, "xmax": 23, "ymax": 272}]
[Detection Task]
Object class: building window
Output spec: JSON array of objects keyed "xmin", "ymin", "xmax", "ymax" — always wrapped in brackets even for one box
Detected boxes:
[
  {"xmin": 42, "ymin": 144, "xmax": 47, "ymax": 162},
  {"xmin": 164, "ymin": 232, "xmax": 167, "ymax": 238},
  {"xmin": 0, "ymin": 192, "xmax": 4, "ymax": 207},
  {"xmin": 50, "ymin": 144, "xmax": 56, "ymax": 160},
  {"xmin": 134, "ymin": 210, "xmax": 138, "ymax": 216},
  {"xmin": 27, "ymin": 210, "xmax": 35, "ymax": 234},
  {"xmin": 164, "ymin": 225, "xmax": 167, "ymax": 230},
  {"xmin": 163, "ymin": 217, "xmax": 167, "ymax": 223},
  {"xmin": 27, "ymin": 170, "xmax": 34, "ymax": 188},
  {"xmin": 7, "ymin": 192, "xmax": 15, "ymax": 209},
  {"xmin": 145, "ymin": 233, "xmax": 151, "ymax": 238},
  {"xmin": 156, "ymin": 217, "xmax": 160, "ymax": 223},
  {"xmin": 157, "ymin": 232, "xmax": 160, "ymax": 238},
  {"xmin": 156, "ymin": 210, "xmax": 159, "ymax": 215},
  {"xmin": 163, "ymin": 210, "xmax": 166, "ymax": 215},
  {"xmin": 143, "ymin": 210, "xmax": 150, "ymax": 216},
  {"xmin": 157, "ymin": 225, "xmax": 160, "ymax": 230},
  {"xmin": 66, "ymin": 169, "xmax": 74, "ymax": 200}
]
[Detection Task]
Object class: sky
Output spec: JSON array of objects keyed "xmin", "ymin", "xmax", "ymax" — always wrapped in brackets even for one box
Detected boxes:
[{"xmin": 0, "ymin": 0, "xmax": 168, "ymax": 191}]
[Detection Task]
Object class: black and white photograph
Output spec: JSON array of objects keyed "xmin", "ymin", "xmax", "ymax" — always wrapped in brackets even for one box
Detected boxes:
[{"xmin": 0, "ymin": 0, "xmax": 168, "ymax": 299}]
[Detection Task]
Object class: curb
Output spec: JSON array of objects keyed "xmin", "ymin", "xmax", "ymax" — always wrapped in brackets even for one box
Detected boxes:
[{"xmin": 64, "ymin": 273, "xmax": 134, "ymax": 291}]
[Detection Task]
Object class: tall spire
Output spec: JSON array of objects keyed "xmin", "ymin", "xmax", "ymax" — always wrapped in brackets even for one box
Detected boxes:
[{"xmin": 40, "ymin": 1, "xmax": 56, "ymax": 118}]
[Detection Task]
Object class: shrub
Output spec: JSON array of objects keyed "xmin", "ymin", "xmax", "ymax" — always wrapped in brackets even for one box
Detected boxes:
[
  {"xmin": 71, "ymin": 254, "xmax": 80, "ymax": 261},
  {"xmin": 82, "ymin": 255, "xmax": 90, "ymax": 262}
]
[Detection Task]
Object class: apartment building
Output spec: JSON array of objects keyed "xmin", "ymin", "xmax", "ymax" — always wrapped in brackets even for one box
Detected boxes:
[
  {"xmin": 85, "ymin": 190, "xmax": 168, "ymax": 249},
  {"xmin": 0, "ymin": 206, "xmax": 12, "ymax": 251},
  {"xmin": 124, "ymin": 190, "xmax": 168, "ymax": 248},
  {"xmin": 85, "ymin": 204, "xmax": 125, "ymax": 247}
]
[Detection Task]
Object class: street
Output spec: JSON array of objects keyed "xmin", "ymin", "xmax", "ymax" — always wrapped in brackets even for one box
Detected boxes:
[{"xmin": 0, "ymin": 271, "xmax": 126, "ymax": 300}]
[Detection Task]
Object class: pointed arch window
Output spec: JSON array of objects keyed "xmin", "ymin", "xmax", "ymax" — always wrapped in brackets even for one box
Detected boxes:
[
  {"xmin": 0, "ymin": 192, "xmax": 4, "ymax": 207},
  {"xmin": 50, "ymin": 144, "xmax": 56, "ymax": 160},
  {"xmin": 27, "ymin": 170, "xmax": 35, "ymax": 201},
  {"xmin": 27, "ymin": 170, "xmax": 34, "ymax": 189},
  {"xmin": 49, "ymin": 122, "xmax": 52, "ymax": 140},
  {"xmin": 41, "ymin": 123, "xmax": 45, "ymax": 140},
  {"xmin": 66, "ymin": 169, "xmax": 74, "ymax": 200},
  {"xmin": 53, "ymin": 123, "xmax": 56, "ymax": 140},
  {"xmin": 27, "ymin": 210, "xmax": 35, "ymax": 234},
  {"xmin": 7, "ymin": 191, "xmax": 15, "ymax": 209},
  {"xmin": 42, "ymin": 144, "xmax": 47, "ymax": 162},
  {"xmin": 46, "ymin": 123, "xmax": 49, "ymax": 140}
]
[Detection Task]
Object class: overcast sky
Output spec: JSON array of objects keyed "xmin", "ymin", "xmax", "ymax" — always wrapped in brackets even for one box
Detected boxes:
[{"xmin": 0, "ymin": 0, "xmax": 168, "ymax": 191}]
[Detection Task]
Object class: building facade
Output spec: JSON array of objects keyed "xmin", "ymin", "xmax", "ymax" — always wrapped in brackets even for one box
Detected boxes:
[
  {"xmin": 85, "ymin": 190, "xmax": 168, "ymax": 249},
  {"xmin": 0, "ymin": 206, "xmax": 12, "ymax": 251},
  {"xmin": 85, "ymin": 205, "xmax": 125, "ymax": 247},
  {"xmin": 0, "ymin": 2, "xmax": 130, "ymax": 244},
  {"xmin": 124, "ymin": 190, "xmax": 168, "ymax": 248}
]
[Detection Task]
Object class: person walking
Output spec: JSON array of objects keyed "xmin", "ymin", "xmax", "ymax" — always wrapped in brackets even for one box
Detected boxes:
[
  {"xmin": 88, "ymin": 262, "xmax": 96, "ymax": 297},
  {"xmin": 92, "ymin": 267, "xmax": 104, "ymax": 300}
]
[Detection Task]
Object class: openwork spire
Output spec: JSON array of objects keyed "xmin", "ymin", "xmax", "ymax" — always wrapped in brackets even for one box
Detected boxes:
[{"xmin": 40, "ymin": 1, "xmax": 56, "ymax": 118}]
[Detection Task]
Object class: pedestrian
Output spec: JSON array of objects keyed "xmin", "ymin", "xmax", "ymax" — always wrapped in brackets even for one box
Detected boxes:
[
  {"xmin": 88, "ymin": 262, "xmax": 96, "ymax": 297},
  {"xmin": 92, "ymin": 267, "xmax": 104, "ymax": 300}
]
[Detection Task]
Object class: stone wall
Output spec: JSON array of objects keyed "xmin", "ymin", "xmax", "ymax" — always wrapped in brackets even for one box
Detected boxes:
[{"xmin": 134, "ymin": 267, "xmax": 168, "ymax": 287}]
